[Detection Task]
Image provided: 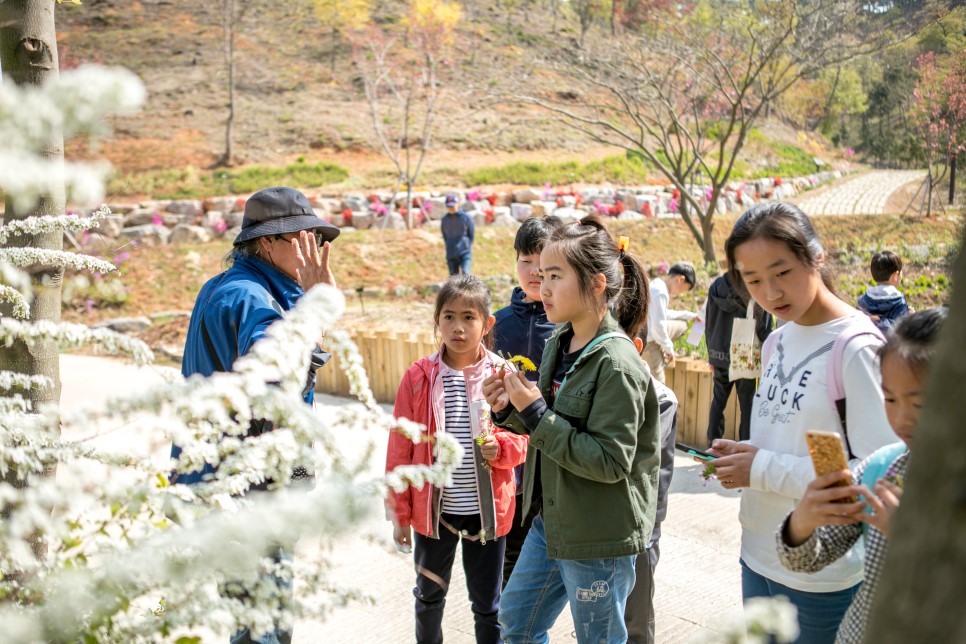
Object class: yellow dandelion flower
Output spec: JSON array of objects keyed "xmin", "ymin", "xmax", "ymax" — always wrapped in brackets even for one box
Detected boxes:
[{"xmin": 508, "ymin": 355, "xmax": 537, "ymax": 372}]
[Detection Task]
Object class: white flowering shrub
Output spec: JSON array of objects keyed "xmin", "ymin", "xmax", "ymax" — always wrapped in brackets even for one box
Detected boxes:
[{"xmin": 0, "ymin": 65, "xmax": 457, "ymax": 641}]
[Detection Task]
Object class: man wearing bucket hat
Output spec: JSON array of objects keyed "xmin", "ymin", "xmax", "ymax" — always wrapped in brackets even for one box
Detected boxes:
[{"xmin": 175, "ymin": 186, "xmax": 340, "ymax": 644}]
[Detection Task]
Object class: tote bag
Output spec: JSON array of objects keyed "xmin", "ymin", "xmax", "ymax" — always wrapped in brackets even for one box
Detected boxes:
[{"xmin": 729, "ymin": 301, "xmax": 761, "ymax": 381}]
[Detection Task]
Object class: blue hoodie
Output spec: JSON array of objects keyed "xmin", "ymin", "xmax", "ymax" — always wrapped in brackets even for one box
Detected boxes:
[
  {"xmin": 857, "ymin": 285, "xmax": 909, "ymax": 331},
  {"xmin": 492, "ymin": 286, "xmax": 556, "ymax": 381},
  {"xmin": 174, "ymin": 253, "xmax": 327, "ymax": 485}
]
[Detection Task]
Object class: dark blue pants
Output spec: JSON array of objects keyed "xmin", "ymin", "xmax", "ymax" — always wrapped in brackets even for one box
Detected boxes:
[
  {"xmin": 447, "ymin": 254, "xmax": 472, "ymax": 276},
  {"xmin": 707, "ymin": 365, "xmax": 757, "ymax": 445},
  {"xmin": 413, "ymin": 513, "xmax": 505, "ymax": 644},
  {"xmin": 741, "ymin": 559, "xmax": 860, "ymax": 644}
]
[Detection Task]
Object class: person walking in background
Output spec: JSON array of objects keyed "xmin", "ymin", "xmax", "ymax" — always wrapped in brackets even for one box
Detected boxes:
[
  {"xmin": 857, "ymin": 250, "xmax": 909, "ymax": 331},
  {"xmin": 483, "ymin": 216, "xmax": 659, "ymax": 644},
  {"xmin": 625, "ymin": 325, "xmax": 680, "ymax": 644},
  {"xmin": 708, "ymin": 203, "xmax": 897, "ymax": 644},
  {"xmin": 643, "ymin": 262, "xmax": 696, "ymax": 383},
  {"xmin": 441, "ymin": 193, "xmax": 475, "ymax": 275},
  {"xmin": 705, "ymin": 270, "xmax": 774, "ymax": 445},
  {"xmin": 176, "ymin": 186, "xmax": 341, "ymax": 644},
  {"xmin": 491, "ymin": 215, "xmax": 562, "ymax": 588},
  {"xmin": 386, "ymin": 275, "xmax": 527, "ymax": 644},
  {"xmin": 778, "ymin": 308, "xmax": 946, "ymax": 644}
]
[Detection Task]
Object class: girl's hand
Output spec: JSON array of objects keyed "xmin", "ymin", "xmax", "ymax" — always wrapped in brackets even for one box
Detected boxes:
[
  {"xmin": 785, "ymin": 470, "xmax": 866, "ymax": 545},
  {"xmin": 857, "ymin": 480, "xmax": 903, "ymax": 537},
  {"xmin": 393, "ymin": 525, "xmax": 412, "ymax": 553},
  {"xmin": 707, "ymin": 439, "xmax": 759, "ymax": 489},
  {"xmin": 482, "ymin": 372, "xmax": 509, "ymax": 413},
  {"xmin": 480, "ymin": 434, "xmax": 500, "ymax": 462},
  {"xmin": 504, "ymin": 371, "xmax": 542, "ymax": 412}
]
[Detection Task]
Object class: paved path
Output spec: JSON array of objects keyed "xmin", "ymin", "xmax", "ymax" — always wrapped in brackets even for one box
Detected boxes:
[
  {"xmin": 795, "ymin": 169, "xmax": 925, "ymax": 215},
  {"xmin": 60, "ymin": 354, "xmax": 744, "ymax": 643}
]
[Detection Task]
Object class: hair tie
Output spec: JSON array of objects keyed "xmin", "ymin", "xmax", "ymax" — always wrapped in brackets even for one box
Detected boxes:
[{"xmin": 618, "ymin": 236, "xmax": 630, "ymax": 258}]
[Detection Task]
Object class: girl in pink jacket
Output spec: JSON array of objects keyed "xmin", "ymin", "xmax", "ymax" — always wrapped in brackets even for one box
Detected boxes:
[{"xmin": 387, "ymin": 274, "xmax": 528, "ymax": 644}]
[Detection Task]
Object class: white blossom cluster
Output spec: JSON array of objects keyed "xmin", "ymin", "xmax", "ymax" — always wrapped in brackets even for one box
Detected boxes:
[
  {"xmin": 0, "ymin": 63, "xmax": 453, "ymax": 642},
  {"xmin": 0, "ymin": 205, "xmax": 108, "ymax": 244},
  {"xmin": 0, "ymin": 65, "xmax": 144, "ymax": 212},
  {"xmin": 0, "ymin": 247, "xmax": 117, "ymax": 275},
  {"xmin": 0, "ymin": 284, "xmax": 459, "ymax": 641}
]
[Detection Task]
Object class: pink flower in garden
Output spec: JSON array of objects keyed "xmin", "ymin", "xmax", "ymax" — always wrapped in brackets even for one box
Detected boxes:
[
  {"xmin": 214, "ymin": 219, "xmax": 228, "ymax": 234},
  {"xmin": 669, "ymin": 198, "xmax": 679, "ymax": 213},
  {"xmin": 112, "ymin": 252, "xmax": 130, "ymax": 264},
  {"xmin": 845, "ymin": 148, "xmax": 855, "ymax": 157},
  {"xmin": 85, "ymin": 299, "xmax": 95, "ymax": 312},
  {"xmin": 151, "ymin": 214, "xmax": 163, "ymax": 226}
]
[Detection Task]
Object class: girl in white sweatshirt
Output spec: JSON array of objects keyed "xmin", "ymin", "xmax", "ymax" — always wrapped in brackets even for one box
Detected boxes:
[{"xmin": 708, "ymin": 202, "xmax": 898, "ymax": 644}]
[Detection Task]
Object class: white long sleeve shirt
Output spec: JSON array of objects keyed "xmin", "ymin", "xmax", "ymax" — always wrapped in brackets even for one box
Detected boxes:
[
  {"xmin": 739, "ymin": 312, "xmax": 897, "ymax": 592},
  {"xmin": 647, "ymin": 278, "xmax": 674, "ymax": 355}
]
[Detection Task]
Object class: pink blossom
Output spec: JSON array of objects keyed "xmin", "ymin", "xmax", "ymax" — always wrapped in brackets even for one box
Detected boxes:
[{"xmin": 151, "ymin": 214, "xmax": 163, "ymax": 226}]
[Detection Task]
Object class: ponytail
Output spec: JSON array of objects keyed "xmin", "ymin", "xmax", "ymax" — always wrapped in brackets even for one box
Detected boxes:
[{"xmin": 546, "ymin": 214, "xmax": 649, "ymax": 333}]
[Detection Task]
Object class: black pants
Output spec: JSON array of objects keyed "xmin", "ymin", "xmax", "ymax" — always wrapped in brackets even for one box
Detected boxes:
[
  {"xmin": 413, "ymin": 513, "xmax": 505, "ymax": 644},
  {"xmin": 707, "ymin": 364, "xmax": 757, "ymax": 445},
  {"xmin": 501, "ymin": 494, "xmax": 539, "ymax": 590},
  {"xmin": 624, "ymin": 543, "xmax": 660, "ymax": 644}
]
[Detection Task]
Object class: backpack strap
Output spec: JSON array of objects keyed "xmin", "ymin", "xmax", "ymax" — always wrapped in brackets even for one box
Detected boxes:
[
  {"xmin": 827, "ymin": 321, "xmax": 884, "ymax": 460},
  {"xmin": 759, "ymin": 324, "xmax": 785, "ymax": 372},
  {"xmin": 560, "ymin": 331, "xmax": 633, "ymax": 390}
]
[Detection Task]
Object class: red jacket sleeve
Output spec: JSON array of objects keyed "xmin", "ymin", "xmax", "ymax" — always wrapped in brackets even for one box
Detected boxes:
[
  {"xmin": 489, "ymin": 426, "xmax": 528, "ymax": 470},
  {"xmin": 385, "ymin": 369, "xmax": 415, "ymax": 527}
]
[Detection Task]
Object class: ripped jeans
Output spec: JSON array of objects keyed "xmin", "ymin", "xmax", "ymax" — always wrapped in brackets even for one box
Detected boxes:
[{"xmin": 498, "ymin": 514, "xmax": 636, "ymax": 644}]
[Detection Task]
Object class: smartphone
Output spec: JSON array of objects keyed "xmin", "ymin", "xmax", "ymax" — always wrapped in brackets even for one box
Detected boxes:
[
  {"xmin": 805, "ymin": 430, "xmax": 855, "ymax": 504},
  {"xmin": 675, "ymin": 442, "xmax": 717, "ymax": 461}
]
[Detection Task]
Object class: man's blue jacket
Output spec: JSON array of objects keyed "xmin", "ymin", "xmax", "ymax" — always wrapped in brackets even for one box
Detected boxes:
[{"xmin": 174, "ymin": 253, "xmax": 325, "ymax": 484}]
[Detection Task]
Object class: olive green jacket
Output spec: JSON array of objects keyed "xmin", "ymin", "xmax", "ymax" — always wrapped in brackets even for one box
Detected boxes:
[{"xmin": 496, "ymin": 312, "xmax": 660, "ymax": 560}]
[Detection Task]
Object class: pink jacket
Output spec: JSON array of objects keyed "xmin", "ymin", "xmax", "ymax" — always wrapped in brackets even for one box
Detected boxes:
[{"xmin": 386, "ymin": 346, "xmax": 528, "ymax": 539}]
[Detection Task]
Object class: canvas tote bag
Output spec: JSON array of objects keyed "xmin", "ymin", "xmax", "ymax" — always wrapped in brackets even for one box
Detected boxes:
[{"xmin": 729, "ymin": 301, "xmax": 761, "ymax": 381}]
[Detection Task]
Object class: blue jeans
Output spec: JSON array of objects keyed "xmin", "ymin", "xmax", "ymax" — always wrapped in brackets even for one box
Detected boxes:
[
  {"xmin": 499, "ymin": 514, "xmax": 636, "ymax": 644},
  {"xmin": 741, "ymin": 559, "xmax": 860, "ymax": 644},
  {"xmin": 447, "ymin": 254, "xmax": 472, "ymax": 276}
]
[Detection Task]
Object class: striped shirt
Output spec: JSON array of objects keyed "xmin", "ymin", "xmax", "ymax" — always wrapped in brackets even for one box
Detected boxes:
[{"xmin": 440, "ymin": 369, "xmax": 479, "ymax": 515}]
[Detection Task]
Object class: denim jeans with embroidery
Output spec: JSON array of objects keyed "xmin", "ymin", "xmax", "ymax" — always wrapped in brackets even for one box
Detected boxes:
[{"xmin": 499, "ymin": 514, "xmax": 637, "ymax": 644}]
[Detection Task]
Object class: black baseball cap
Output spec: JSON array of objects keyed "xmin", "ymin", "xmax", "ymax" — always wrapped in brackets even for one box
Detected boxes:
[{"xmin": 233, "ymin": 187, "xmax": 341, "ymax": 246}]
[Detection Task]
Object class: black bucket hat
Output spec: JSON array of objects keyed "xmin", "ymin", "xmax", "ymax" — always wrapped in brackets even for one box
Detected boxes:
[{"xmin": 233, "ymin": 187, "xmax": 341, "ymax": 246}]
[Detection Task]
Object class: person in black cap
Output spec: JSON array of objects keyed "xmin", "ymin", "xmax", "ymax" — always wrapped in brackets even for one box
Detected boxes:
[
  {"xmin": 441, "ymin": 193, "xmax": 474, "ymax": 275},
  {"xmin": 174, "ymin": 186, "xmax": 340, "ymax": 644}
]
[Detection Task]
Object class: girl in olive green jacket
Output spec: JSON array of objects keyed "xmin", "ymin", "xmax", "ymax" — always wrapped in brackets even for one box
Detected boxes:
[{"xmin": 483, "ymin": 215, "xmax": 661, "ymax": 644}]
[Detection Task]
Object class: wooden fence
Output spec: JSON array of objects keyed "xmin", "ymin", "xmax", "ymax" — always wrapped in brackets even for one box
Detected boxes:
[{"xmin": 315, "ymin": 331, "xmax": 741, "ymax": 444}]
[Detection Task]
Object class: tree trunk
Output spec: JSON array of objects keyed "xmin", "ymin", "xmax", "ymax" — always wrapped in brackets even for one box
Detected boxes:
[
  {"xmin": 221, "ymin": 0, "xmax": 236, "ymax": 167},
  {"xmin": 0, "ymin": 0, "xmax": 65, "ymax": 555},
  {"xmin": 864, "ymin": 226, "xmax": 966, "ymax": 642},
  {"xmin": 949, "ymin": 154, "xmax": 956, "ymax": 205}
]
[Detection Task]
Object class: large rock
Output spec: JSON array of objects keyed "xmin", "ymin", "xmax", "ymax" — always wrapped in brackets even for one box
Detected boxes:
[
  {"xmin": 491, "ymin": 214, "xmax": 520, "ymax": 228},
  {"xmin": 169, "ymin": 224, "xmax": 212, "ymax": 244},
  {"xmin": 97, "ymin": 216, "xmax": 124, "ymax": 238},
  {"xmin": 551, "ymin": 207, "xmax": 583, "ymax": 224},
  {"xmin": 123, "ymin": 207, "xmax": 159, "ymax": 227},
  {"xmin": 351, "ymin": 212, "xmax": 373, "ymax": 230},
  {"xmin": 342, "ymin": 194, "xmax": 368, "ymax": 212},
  {"xmin": 424, "ymin": 197, "xmax": 447, "ymax": 221},
  {"xmin": 204, "ymin": 197, "xmax": 241, "ymax": 214},
  {"xmin": 511, "ymin": 203, "xmax": 532, "ymax": 221},
  {"xmin": 530, "ymin": 201, "xmax": 557, "ymax": 217},
  {"xmin": 470, "ymin": 211, "xmax": 487, "ymax": 228},
  {"xmin": 512, "ymin": 188, "xmax": 541, "ymax": 204},
  {"xmin": 380, "ymin": 212, "xmax": 408, "ymax": 231},
  {"xmin": 165, "ymin": 200, "xmax": 204, "ymax": 217},
  {"xmin": 492, "ymin": 206, "xmax": 511, "ymax": 220},
  {"xmin": 93, "ymin": 317, "xmax": 152, "ymax": 333},
  {"xmin": 117, "ymin": 224, "xmax": 171, "ymax": 246}
]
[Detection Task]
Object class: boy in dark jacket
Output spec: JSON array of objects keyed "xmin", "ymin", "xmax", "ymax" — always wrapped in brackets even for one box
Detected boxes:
[
  {"xmin": 857, "ymin": 250, "xmax": 909, "ymax": 331},
  {"xmin": 704, "ymin": 272, "xmax": 773, "ymax": 445},
  {"xmin": 491, "ymin": 215, "xmax": 561, "ymax": 587}
]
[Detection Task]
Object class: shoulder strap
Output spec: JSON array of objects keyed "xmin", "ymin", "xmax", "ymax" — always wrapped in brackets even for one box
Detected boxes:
[
  {"xmin": 760, "ymin": 324, "xmax": 784, "ymax": 369},
  {"xmin": 560, "ymin": 331, "xmax": 633, "ymax": 389},
  {"xmin": 827, "ymin": 321, "xmax": 885, "ymax": 460}
]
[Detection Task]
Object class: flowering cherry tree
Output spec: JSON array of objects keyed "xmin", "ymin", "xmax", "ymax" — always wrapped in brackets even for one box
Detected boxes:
[
  {"xmin": 913, "ymin": 49, "xmax": 966, "ymax": 210},
  {"xmin": 0, "ymin": 65, "xmax": 459, "ymax": 642}
]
